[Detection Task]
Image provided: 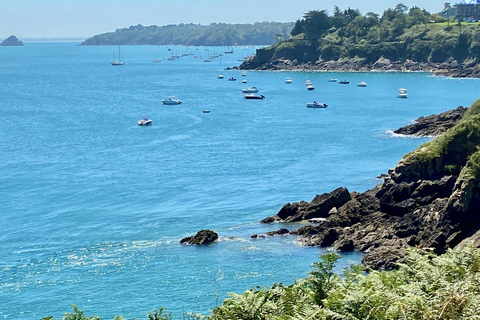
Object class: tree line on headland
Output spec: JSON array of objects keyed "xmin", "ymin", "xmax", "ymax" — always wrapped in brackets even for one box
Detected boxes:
[
  {"xmin": 80, "ymin": 22, "xmax": 294, "ymax": 46},
  {"xmin": 241, "ymin": 4, "xmax": 480, "ymax": 76}
]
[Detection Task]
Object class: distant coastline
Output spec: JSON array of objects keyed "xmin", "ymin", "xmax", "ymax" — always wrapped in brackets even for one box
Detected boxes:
[{"xmin": 80, "ymin": 22, "xmax": 294, "ymax": 46}]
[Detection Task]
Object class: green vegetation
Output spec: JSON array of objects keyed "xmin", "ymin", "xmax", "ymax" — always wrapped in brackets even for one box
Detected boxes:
[
  {"xmin": 249, "ymin": 4, "xmax": 480, "ymax": 66},
  {"xmin": 403, "ymin": 98, "xmax": 480, "ymax": 179},
  {"xmin": 81, "ymin": 22, "xmax": 294, "ymax": 46},
  {"xmin": 45, "ymin": 247, "xmax": 480, "ymax": 319}
]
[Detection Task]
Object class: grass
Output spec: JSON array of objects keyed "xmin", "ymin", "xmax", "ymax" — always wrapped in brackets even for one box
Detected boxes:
[{"xmin": 402, "ymin": 98, "xmax": 480, "ymax": 170}]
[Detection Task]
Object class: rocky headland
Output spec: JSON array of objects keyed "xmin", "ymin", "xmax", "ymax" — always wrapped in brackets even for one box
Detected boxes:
[
  {"xmin": 393, "ymin": 106, "xmax": 467, "ymax": 136},
  {"xmin": 0, "ymin": 35, "xmax": 23, "ymax": 46},
  {"xmin": 259, "ymin": 100, "xmax": 480, "ymax": 269},
  {"xmin": 239, "ymin": 56, "xmax": 480, "ymax": 78}
]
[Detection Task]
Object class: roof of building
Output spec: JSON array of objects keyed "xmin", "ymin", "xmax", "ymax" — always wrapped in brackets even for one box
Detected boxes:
[{"xmin": 457, "ymin": 0, "xmax": 480, "ymax": 5}]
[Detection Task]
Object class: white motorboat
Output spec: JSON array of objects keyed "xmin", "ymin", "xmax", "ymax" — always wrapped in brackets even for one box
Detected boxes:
[
  {"xmin": 305, "ymin": 79, "xmax": 312, "ymax": 86},
  {"xmin": 242, "ymin": 79, "xmax": 247, "ymax": 83},
  {"xmin": 397, "ymin": 88, "xmax": 408, "ymax": 98},
  {"xmin": 357, "ymin": 81, "xmax": 367, "ymax": 87},
  {"xmin": 242, "ymin": 87, "xmax": 258, "ymax": 93},
  {"xmin": 137, "ymin": 117, "xmax": 153, "ymax": 126},
  {"xmin": 244, "ymin": 94, "xmax": 265, "ymax": 100},
  {"xmin": 218, "ymin": 74, "xmax": 224, "ymax": 79},
  {"xmin": 161, "ymin": 96, "xmax": 182, "ymax": 105},
  {"xmin": 307, "ymin": 101, "xmax": 327, "ymax": 108},
  {"xmin": 328, "ymin": 78, "xmax": 338, "ymax": 82},
  {"xmin": 241, "ymin": 71, "xmax": 246, "ymax": 76},
  {"xmin": 285, "ymin": 77, "xmax": 292, "ymax": 84},
  {"xmin": 307, "ymin": 84, "xmax": 315, "ymax": 91}
]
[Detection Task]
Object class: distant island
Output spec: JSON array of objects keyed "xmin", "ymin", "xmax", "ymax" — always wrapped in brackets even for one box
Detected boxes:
[
  {"xmin": 240, "ymin": 5, "xmax": 480, "ymax": 78},
  {"xmin": 0, "ymin": 35, "xmax": 23, "ymax": 46},
  {"xmin": 81, "ymin": 22, "xmax": 294, "ymax": 46}
]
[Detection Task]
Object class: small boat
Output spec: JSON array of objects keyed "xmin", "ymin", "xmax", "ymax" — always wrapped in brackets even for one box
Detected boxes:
[
  {"xmin": 203, "ymin": 110, "xmax": 210, "ymax": 113},
  {"xmin": 244, "ymin": 94, "xmax": 265, "ymax": 100},
  {"xmin": 339, "ymin": 80, "xmax": 349, "ymax": 84},
  {"xmin": 242, "ymin": 87, "xmax": 258, "ymax": 93},
  {"xmin": 111, "ymin": 46, "xmax": 125, "ymax": 66},
  {"xmin": 328, "ymin": 78, "xmax": 338, "ymax": 82},
  {"xmin": 241, "ymin": 71, "xmax": 246, "ymax": 76},
  {"xmin": 305, "ymin": 79, "xmax": 312, "ymax": 86},
  {"xmin": 307, "ymin": 101, "xmax": 328, "ymax": 108},
  {"xmin": 228, "ymin": 77, "xmax": 236, "ymax": 81},
  {"xmin": 204, "ymin": 58, "xmax": 212, "ymax": 62},
  {"xmin": 285, "ymin": 77, "xmax": 292, "ymax": 84},
  {"xmin": 152, "ymin": 59, "xmax": 161, "ymax": 63},
  {"xmin": 397, "ymin": 88, "xmax": 408, "ymax": 98},
  {"xmin": 218, "ymin": 74, "xmax": 224, "ymax": 79},
  {"xmin": 161, "ymin": 96, "xmax": 182, "ymax": 105},
  {"xmin": 242, "ymin": 79, "xmax": 247, "ymax": 83},
  {"xmin": 307, "ymin": 84, "xmax": 315, "ymax": 91},
  {"xmin": 137, "ymin": 117, "xmax": 153, "ymax": 126},
  {"xmin": 357, "ymin": 81, "xmax": 367, "ymax": 87}
]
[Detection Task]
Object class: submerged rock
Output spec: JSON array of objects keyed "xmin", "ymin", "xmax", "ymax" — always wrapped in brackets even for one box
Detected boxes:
[{"xmin": 180, "ymin": 229, "xmax": 218, "ymax": 245}]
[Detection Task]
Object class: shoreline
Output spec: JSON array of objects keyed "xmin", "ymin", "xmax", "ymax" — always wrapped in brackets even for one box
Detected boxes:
[{"xmin": 238, "ymin": 57, "xmax": 480, "ymax": 78}]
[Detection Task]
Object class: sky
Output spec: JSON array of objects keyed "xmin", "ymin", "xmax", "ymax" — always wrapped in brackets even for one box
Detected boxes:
[{"xmin": 0, "ymin": 0, "xmax": 444, "ymax": 39}]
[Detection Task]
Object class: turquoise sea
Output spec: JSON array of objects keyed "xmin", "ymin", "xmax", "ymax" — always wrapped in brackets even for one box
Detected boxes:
[{"xmin": 1, "ymin": 42, "xmax": 479, "ymax": 319}]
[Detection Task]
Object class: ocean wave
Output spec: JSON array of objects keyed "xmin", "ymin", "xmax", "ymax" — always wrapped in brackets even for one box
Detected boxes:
[{"xmin": 385, "ymin": 130, "xmax": 435, "ymax": 139}]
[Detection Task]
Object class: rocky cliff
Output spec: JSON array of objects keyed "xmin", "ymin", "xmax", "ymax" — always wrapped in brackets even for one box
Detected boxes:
[
  {"xmin": 261, "ymin": 99, "xmax": 480, "ymax": 269},
  {"xmin": 393, "ymin": 106, "xmax": 467, "ymax": 137},
  {"xmin": 0, "ymin": 35, "xmax": 23, "ymax": 46}
]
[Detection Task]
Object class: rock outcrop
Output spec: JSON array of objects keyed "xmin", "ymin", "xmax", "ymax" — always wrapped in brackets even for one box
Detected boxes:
[
  {"xmin": 180, "ymin": 229, "xmax": 218, "ymax": 245},
  {"xmin": 0, "ymin": 35, "xmax": 23, "ymax": 46},
  {"xmin": 262, "ymin": 100, "xmax": 480, "ymax": 269},
  {"xmin": 240, "ymin": 56, "xmax": 480, "ymax": 78},
  {"xmin": 394, "ymin": 106, "xmax": 467, "ymax": 136}
]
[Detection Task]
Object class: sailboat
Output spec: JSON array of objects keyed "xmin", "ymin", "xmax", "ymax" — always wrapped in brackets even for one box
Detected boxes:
[
  {"xmin": 111, "ymin": 46, "xmax": 124, "ymax": 66},
  {"xmin": 152, "ymin": 47, "xmax": 161, "ymax": 63}
]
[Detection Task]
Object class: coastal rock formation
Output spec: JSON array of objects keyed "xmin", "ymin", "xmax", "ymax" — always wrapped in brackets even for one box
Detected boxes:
[
  {"xmin": 180, "ymin": 229, "xmax": 218, "ymax": 245},
  {"xmin": 240, "ymin": 57, "xmax": 480, "ymax": 78},
  {"xmin": 262, "ymin": 99, "xmax": 480, "ymax": 269},
  {"xmin": 394, "ymin": 106, "xmax": 467, "ymax": 136},
  {"xmin": 0, "ymin": 35, "xmax": 23, "ymax": 46}
]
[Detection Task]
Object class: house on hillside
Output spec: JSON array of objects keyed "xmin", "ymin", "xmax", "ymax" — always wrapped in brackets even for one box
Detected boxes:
[{"xmin": 455, "ymin": 0, "xmax": 480, "ymax": 21}]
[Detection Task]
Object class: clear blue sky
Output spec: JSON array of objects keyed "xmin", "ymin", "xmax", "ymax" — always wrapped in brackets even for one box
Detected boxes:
[{"xmin": 0, "ymin": 0, "xmax": 444, "ymax": 39}]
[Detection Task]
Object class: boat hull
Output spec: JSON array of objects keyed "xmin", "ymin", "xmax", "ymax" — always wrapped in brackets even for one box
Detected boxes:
[
  {"xmin": 137, "ymin": 119, "xmax": 153, "ymax": 126},
  {"xmin": 161, "ymin": 100, "xmax": 182, "ymax": 105},
  {"xmin": 244, "ymin": 94, "xmax": 265, "ymax": 100},
  {"xmin": 307, "ymin": 103, "xmax": 327, "ymax": 108}
]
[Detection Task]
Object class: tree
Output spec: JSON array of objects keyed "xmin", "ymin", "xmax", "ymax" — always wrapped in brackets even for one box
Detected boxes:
[
  {"xmin": 290, "ymin": 19, "xmax": 305, "ymax": 36},
  {"xmin": 444, "ymin": 2, "xmax": 452, "ymax": 27},
  {"xmin": 303, "ymin": 10, "xmax": 332, "ymax": 45}
]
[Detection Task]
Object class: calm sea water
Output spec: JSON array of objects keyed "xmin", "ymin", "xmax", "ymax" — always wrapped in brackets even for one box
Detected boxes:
[{"xmin": 1, "ymin": 42, "xmax": 479, "ymax": 319}]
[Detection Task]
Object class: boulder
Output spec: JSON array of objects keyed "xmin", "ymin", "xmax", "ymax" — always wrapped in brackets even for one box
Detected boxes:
[{"xmin": 180, "ymin": 229, "xmax": 218, "ymax": 245}]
